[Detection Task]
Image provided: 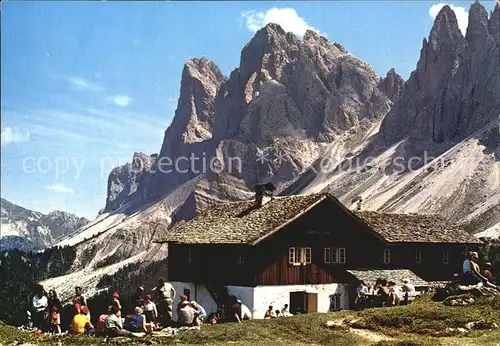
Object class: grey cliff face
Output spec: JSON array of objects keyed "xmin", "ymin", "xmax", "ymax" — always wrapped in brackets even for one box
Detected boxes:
[
  {"xmin": 379, "ymin": 68, "xmax": 405, "ymax": 103},
  {"xmin": 104, "ymin": 152, "xmax": 158, "ymax": 212},
  {"xmin": 381, "ymin": 3, "xmax": 500, "ymax": 144}
]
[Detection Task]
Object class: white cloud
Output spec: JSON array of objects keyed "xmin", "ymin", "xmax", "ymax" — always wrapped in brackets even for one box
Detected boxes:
[
  {"xmin": 45, "ymin": 183, "xmax": 74, "ymax": 194},
  {"xmin": 241, "ymin": 7, "xmax": 323, "ymax": 38},
  {"xmin": 429, "ymin": 3, "xmax": 469, "ymax": 35},
  {"xmin": 107, "ymin": 95, "xmax": 132, "ymax": 107},
  {"xmin": 64, "ymin": 76, "xmax": 103, "ymax": 92},
  {"xmin": 1, "ymin": 126, "xmax": 31, "ymax": 145}
]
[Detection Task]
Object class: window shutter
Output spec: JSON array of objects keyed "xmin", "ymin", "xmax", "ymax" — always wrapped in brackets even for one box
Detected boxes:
[
  {"xmin": 305, "ymin": 247, "xmax": 312, "ymax": 264},
  {"xmin": 288, "ymin": 247, "xmax": 296, "ymax": 264}
]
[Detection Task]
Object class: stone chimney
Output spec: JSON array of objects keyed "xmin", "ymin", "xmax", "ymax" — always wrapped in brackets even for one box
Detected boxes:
[{"xmin": 254, "ymin": 183, "xmax": 276, "ymax": 207}]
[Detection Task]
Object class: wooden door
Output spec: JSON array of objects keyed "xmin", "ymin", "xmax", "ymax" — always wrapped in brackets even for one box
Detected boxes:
[{"xmin": 306, "ymin": 293, "xmax": 318, "ymax": 313}]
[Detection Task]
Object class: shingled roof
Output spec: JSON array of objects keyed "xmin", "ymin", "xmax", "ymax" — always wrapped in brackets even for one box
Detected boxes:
[
  {"xmin": 154, "ymin": 192, "xmax": 481, "ymax": 245},
  {"xmin": 353, "ymin": 211, "xmax": 481, "ymax": 244},
  {"xmin": 346, "ymin": 269, "xmax": 428, "ymax": 287},
  {"xmin": 155, "ymin": 193, "xmax": 327, "ymax": 244}
]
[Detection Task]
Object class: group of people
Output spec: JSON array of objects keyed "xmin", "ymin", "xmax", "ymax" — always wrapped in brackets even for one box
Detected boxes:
[
  {"xmin": 355, "ymin": 278, "xmax": 416, "ymax": 310},
  {"xmin": 264, "ymin": 304, "xmax": 293, "ymax": 319},
  {"xmin": 26, "ymin": 277, "xmax": 214, "ymax": 337},
  {"xmin": 462, "ymin": 251, "xmax": 498, "ymax": 290}
]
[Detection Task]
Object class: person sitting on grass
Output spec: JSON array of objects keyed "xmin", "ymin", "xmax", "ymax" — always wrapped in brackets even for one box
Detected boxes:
[
  {"xmin": 96, "ymin": 306, "xmax": 112, "ymax": 337},
  {"xmin": 264, "ymin": 306, "xmax": 276, "ymax": 319},
  {"xmin": 190, "ymin": 301, "xmax": 207, "ymax": 326},
  {"xmin": 105, "ymin": 306, "xmax": 132, "ymax": 337},
  {"xmin": 177, "ymin": 300, "xmax": 196, "ymax": 327},
  {"xmin": 470, "ymin": 253, "xmax": 500, "ymax": 291},
  {"xmin": 124, "ymin": 307, "xmax": 147, "ymax": 332},
  {"xmin": 71, "ymin": 306, "xmax": 95, "ymax": 336}
]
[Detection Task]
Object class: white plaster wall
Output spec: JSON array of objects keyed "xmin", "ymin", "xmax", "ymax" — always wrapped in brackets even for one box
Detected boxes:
[
  {"xmin": 252, "ymin": 284, "xmax": 348, "ymax": 319},
  {"xmin": 170, "ymin": 282, "xmax": 218, "ymax": 320},
  {"xmin": 226, "ymin": 286, "xmax": 255, "ymax": 317},
  {"xmin": 170, "ymin": 283, "xmax": 349, "ymax": 320}
]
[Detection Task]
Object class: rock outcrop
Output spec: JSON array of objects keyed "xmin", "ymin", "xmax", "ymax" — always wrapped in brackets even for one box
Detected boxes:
[
  {"xmin": 378, "ymin": 68, "xmax": 405, "ymax": 103},
  {"xmin": 381, "ymin": 3, "xmax": 500, "ymax": 144}
]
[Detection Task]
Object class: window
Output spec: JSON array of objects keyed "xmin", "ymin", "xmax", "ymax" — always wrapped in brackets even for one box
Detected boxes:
[
  {"xmin": 324, "ymin": 247, "xmax": 346, "ymax": 264},
  {"xmin": 329, "ymin": 294, "xmax": 341, "ymax": 311},
  {"xmin": 415, "ymin": 249, "xmax": 422, "ymax": 264},
  {"xmin": 383, "ymin": 249, "xmax": 391, "ymax": 264},
  {"xmin": 186, "ymin": 247, "xmax": 192, "ymax": 264},
  {"xmin": 443, "ymin": 251, "xmax": 449, "ymax": 264},
  {"xmin": 288, "ymin": 247, "xmax": 312, "ymax": 265},
  {"xmin": 324, "ymin": 248, "xmax": 331, "ymax": 263},
  {"xmin": 237, "ymin": 250, "xmax": 245, "ymax": 264}
]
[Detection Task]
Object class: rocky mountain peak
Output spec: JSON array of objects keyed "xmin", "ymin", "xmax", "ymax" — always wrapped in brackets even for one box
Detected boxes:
[
  {"xmin": 488, "ymin": 1, "xmax": 500, "ymax": 43},
  {"xmin": 429, "ymin": 5, "xmax": 463, "ymax": 49},
  {"xmin": 466, "ymin": 1, "xmax": 490, "ymax": 42},
  {"xmin": 163, "ymin": 57, "xmax": 226, "ymax": 150},
  {"xmin": 379, "ymin": 68, "xmax": 405, "ymax": 102}
]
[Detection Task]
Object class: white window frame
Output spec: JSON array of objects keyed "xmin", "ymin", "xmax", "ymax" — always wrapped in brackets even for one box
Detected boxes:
[
  {"xmin": 383, "ymin": 249, "xmax": 391, "ymax": 264},
  {"xmin": 289, "ymin": 247, "xmax": 311, "ymax": 265},
  {"xmin": 324, "ymin": 247, "xmax": 331, "ymax": 264},
  {"xmin": 415, "ymin": 249, "xmax": 422, "ymax": 264},
  {"xmin": 237, "ymin": 250, "xmax": 245, "ymax": 264},
  {"xmin": 324, "ymin": 247, "xmax": 346, "ymax": 264},
  {"xmin": 442, "ymin": 251, "xmax": 449, "ymax": 264}
]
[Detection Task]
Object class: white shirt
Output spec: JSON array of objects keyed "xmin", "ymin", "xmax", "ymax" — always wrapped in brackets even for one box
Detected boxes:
[{"xmin": 32, "ymin": 295, "xmax": 48, "ymax": 312}]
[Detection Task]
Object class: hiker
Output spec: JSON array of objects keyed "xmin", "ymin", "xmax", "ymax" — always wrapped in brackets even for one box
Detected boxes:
[
  {"xmin": 484, "ymin": 262, "xmax": 494, "ymax": 283},
  {"xmin": 280, "ymin": 304, "xmax": 291, "ymax": 317},
  {"xmin": 177, "ymin": 300, "xmax": 196, "ymax": 326},
  {"xmin": 264, "ymin": 305, "xmax": 276, "ymax": 319},
  {"xmin": 112, "ymin": 292, "xmax": 122, "ymax": 317},
  {"xmin": 71, "ymin": 306, "xmax": 94, "ymax": 335},
  {"xmin": 470, "ymin": 253, "xmax": 500, "ymax": 290},
  {"xmin": 401, "ymin": 280, "xmax": 416, "ymax": 305},
  {"xmin": 124, "ymin": 307, "xmax": 147, "ymax": 332},
  {"xmin": 105, "ymin": 306, "xmax": 132, "ymax": 337},
  {"xmin": 375, "ymin": 279, "xmax": 390, "ymax": 307},
  {"xmin": 73, "ymin": 286, "xmax": 88, "ymax": 319},
  {"xmin": 154, "ymin": 277, "xmax": 176, "ymax": 327},
  {"xmin": 355, "ymin": 280, "xmax": 369, "ymax": 309},
  {"xmin": 191, "ymin": 301, "xmax": 207, "ymax": 325},
  {"xmin": 177, "ymin": 295, "xmax": 188, "ymax": 315},
  {"xmin": 47, "ymin": 290, "xmax": 62, "ymax": 334},
  {"xmin": 96, "ymin": 306, "xmax": 112, "ymax": 337},
  {"xmin": 131, "ymin": 286, "xmax": 145, "ymax": 309},
  {"xmin": 387, "ymin": 281, "xmax": 400, "ymax": 306},
  {"xmin": 143, "ymin": 294, "xmax": 158, "ymax": 323},
  {"xmin": 31, "ymin": 286, "xmax": 48, "ymax": 331},
  {"xmin": 240, "ymin": 300, "xmax": 253, "ymax": 320},
  {"xmin": 227, "ymin": 298, "xmax": 242, "ymax": 323}
]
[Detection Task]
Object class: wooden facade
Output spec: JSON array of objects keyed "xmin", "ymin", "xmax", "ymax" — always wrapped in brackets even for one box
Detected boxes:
[{"xmin": 167, "ymin": 197, "xmax": 479, "ymax": 286}]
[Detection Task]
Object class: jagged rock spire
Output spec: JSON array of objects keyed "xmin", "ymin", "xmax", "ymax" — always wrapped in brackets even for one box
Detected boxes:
[{"xmin": 466, "ymin": 1, "xmax": 489, "ymax": 42}]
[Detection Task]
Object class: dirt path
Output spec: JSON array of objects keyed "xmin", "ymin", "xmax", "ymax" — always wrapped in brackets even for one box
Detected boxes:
[{"xmin": 349, "ymin": 327, "xmax": 394, "ymax": 343}]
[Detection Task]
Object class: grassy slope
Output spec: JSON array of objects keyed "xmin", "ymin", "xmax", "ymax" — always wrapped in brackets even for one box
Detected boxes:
[{"xmin": 1, "ymin": 295, "xmax": 499, "ymax": 346}]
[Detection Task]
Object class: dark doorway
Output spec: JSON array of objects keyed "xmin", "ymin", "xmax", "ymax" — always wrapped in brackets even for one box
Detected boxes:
[{"xmin": 289, "ymin": 292, "xmax": 318, "ymax": 314}]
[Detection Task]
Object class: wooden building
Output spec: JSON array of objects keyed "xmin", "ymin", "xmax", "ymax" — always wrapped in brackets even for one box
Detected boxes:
[{"xmin": 155, "ymin": 191, "xmax": 482, "ymax": 319}]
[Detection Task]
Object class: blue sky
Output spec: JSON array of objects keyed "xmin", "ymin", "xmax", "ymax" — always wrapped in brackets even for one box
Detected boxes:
[{"xmin": 1, "ymin": 1, "xmax": 496, "ymax": 219}]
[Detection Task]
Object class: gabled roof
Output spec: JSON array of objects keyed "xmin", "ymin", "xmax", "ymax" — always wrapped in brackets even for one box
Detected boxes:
[
  {"xmin": 353, "ymin": 211, "xmax": 482, "ymax": 244},
  {"xmin": 346, "ymin": 269, "xmax": 428, "ymax": 287},
  {"xmin": 154, "ymin": 192, "xmax": 481, "ymax": 245},
  {"xmin": 154, "ymin": 193, "xmax": 327, "ymax": 244}
]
